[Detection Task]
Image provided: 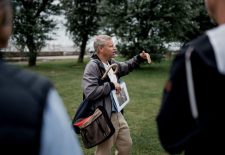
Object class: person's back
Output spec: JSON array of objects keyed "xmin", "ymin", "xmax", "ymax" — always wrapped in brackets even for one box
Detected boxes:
[
  {"xmin": 157, "ymin": 0, "xmax": 225, "ymax": 154},
  {"xmin": 184, "ymin": 32, "xmax": 225, "ymax": 154},
  {"xmin": 0, "ymin": 0, "xmax": 83, "ymax": 154},
  {"xmin": 157, "ymin": 33, "xmax": 225, "ymax": 154},
  {"xmin": 0, "ymin": 60, "xmax": 83, "ymax": 155},
  {"xmin": 0, "ymin": 61, "xmax": 52, "ymax": 154}
]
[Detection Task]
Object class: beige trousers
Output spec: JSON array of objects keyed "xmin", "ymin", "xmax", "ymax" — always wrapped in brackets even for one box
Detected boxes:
[{"xmin": 95, "ymin": 112, "xmax": 132, "ymax": 155}]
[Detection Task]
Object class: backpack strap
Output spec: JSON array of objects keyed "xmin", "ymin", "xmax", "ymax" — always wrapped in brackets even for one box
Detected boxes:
[{"xmin": 185, "ymin": 47, "xmax": 198, "ymax": 120}]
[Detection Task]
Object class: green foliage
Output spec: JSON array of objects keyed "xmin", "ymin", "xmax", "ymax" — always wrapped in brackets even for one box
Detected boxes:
[
  {"xmin": 60, "ymin": 0, "xmax": 214, "ymax": 63},
  {"xmin": 62, "ymin": 0, "xmax": 100, "ymax": 45},
  {"xmin": 181, "ymin": 0, "xmax": 216, "ymax": 42},
  {"xmin": 12, "ymin": 0, "xmax": 215, "ymax": 65},
  {"xmin": 12, "ymin": 0, "xmax": 60, "ymax": 66},
  {"xmin": 62, "ymin": 0, "xmax": 101, "ymax": 63},
  {"xmin": 99, "ymin": 0, "xmax": 214, "ymax": 62}
]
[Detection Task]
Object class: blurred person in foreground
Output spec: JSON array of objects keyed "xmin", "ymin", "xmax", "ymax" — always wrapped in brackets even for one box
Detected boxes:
[
  {"xmin": 0, "ymin": 0, "xmax": 83, "ymax": 155},
  {"xmin": 157, "ymin": 0, "xmax": 225, "ymax": 154}
]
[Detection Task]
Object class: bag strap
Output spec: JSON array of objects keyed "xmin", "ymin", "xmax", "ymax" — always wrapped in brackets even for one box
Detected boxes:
[
  {"xmin": 90, "ymin": 59, "xmax": 114, "ymax": 116},
  {"xmin": 185, "ymin": 47, "xmax": 199, "ymax": 120},
  {"xmin": 101, "ymin": 64, "xmax": 118, "ymax": 80},
  {"xmin": 83, "ymin": 60, "xmax": 104, "ymax": 100}
]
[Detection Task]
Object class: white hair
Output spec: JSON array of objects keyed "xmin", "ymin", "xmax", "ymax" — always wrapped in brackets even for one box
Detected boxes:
[{"xmin": 93, "ymin": 35, "xmax": 112, "ymax": 53}]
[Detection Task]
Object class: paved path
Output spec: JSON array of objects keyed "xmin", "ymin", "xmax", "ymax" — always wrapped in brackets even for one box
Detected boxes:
[{"xmin": 5, "ymin": 55, "xmax": 90, "ymax": 62}]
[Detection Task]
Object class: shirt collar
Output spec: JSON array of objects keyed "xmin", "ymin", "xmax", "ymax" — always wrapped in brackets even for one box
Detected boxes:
[{"xmin": 206, "ymin": 24, "xmax": 225, "ymax": 75}]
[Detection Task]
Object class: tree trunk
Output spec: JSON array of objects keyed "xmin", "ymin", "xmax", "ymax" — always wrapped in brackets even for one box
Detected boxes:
[
  {"xmin": 78, "ymin": 35, "xmax": 88, "ymax": 63},
  {"xmin": 27, "ymin": 35, "xmax": 37, "ymax": 67},
  {"xmin": 28, "ymin": 50, "xmax": 37, "ymax": 67}
]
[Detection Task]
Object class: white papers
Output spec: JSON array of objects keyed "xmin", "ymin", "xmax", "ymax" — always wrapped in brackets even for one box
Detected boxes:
[{"xmin": 112, "ymin": 81, "xmax": 130, "ymax": 112}]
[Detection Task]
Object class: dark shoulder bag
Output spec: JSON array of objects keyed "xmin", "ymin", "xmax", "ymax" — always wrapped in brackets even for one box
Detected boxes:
[
  {"xmin": 74, "ymin": 105, "xmax": 115, "ymax": 148},
  {"xmin": 72, "ymin": 97, "xmax": 115, "ymax": 149},
  {"xmin": 72, "ymin": 62, "xmax": 116, "ymax": 148},
  {"xmin": 72, "ymin": 97, "xmax": 93, "ymax": 134}
]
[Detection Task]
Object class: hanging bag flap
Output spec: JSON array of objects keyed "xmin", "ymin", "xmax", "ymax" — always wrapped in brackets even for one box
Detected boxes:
[
  {"xmin": 79, "ymin": 106, "xmax": 115, "ymax": 149},
  {"xmin": 72, "ymin": 98, "xmax": 94, "ymax": 134}
]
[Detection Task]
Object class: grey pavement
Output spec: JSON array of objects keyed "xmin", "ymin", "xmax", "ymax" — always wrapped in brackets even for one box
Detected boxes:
[{"xmin": 4, "ymin": 55, "xmax": 90, "ymax": 62}]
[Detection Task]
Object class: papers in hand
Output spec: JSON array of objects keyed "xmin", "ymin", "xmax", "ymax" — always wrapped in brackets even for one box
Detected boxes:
[{"xmin": 112, "ymin": 81, "xmax": 130, "ymax": 112}]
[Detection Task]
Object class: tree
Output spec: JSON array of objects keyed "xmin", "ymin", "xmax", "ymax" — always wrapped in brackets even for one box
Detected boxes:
[
  {"xmin": 181, "ymin": 0, "xmax": 216, "ymax": 42},
  {"xmin": 62, "ymin": 0, "xmax": 100, "ymax": 63},
  {"xmin": 99, "ymin": 0, "xmax": 213, "ymax": 62},
  {"xmin": 12, "ymin": 0, "xmax": 60, "ymax": 66}
]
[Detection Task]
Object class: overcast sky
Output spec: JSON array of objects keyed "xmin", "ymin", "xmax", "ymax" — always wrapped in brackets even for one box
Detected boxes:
[{"xmin": 47, "ymin": 15, "xmax": 74, "ymax": 46}]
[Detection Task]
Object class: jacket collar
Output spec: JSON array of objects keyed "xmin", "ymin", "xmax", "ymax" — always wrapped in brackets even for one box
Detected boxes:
[{"xmin": 91, "ymin": 54, "xmax": 113, "ymax": 70}]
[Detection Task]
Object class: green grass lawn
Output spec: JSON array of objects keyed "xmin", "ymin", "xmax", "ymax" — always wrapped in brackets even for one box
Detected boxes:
[{"xmin": 18, "ymin": 58, "xmax": 172, "ymax": 155}]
